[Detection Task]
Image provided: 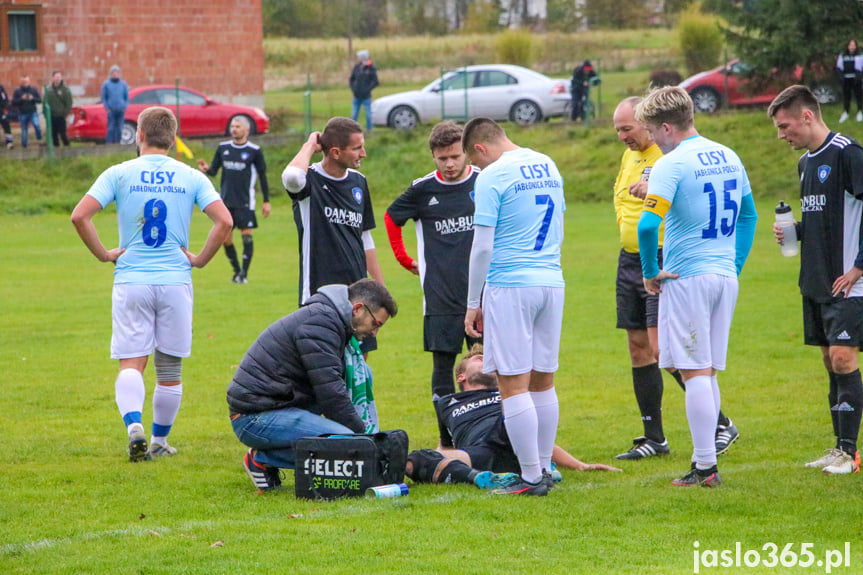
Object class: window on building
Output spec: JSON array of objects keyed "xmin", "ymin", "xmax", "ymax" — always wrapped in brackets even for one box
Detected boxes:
[{"xmin": 0, "ymin": 4, "xmax": 42, "ymax": 55}]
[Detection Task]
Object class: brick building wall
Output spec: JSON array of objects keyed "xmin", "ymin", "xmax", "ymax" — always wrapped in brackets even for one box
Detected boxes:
[{"xmin": 0, "ymin": 0, "xmax": 264, "ymax": 108}]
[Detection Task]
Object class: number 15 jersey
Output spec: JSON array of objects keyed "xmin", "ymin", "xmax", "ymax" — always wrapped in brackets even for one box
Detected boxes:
[
  {"xmin": 646, "ymin": 135, "xmax": 751, "ymax": 279},
  {"xmin": 87, "ymin": 154, "xmax": 222, "ymax": 285}
]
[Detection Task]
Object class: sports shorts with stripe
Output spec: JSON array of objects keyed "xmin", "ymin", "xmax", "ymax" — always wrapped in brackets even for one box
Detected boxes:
[
  {"xmin": 657, "ymin": 274, "xmax": 738, "ymax": 371},
  {"xmin": 111, "ymin": 284, "xmax": 193, "ymax": 359},
  {"xmin": 802, "ymin": 295, "xmax": 863, "ymax": 348},
  {"xmin": 482, "ymin": 285, "xmax": 564, "ymax": 376},
  {"xmin": 616, "ymin": 249, "xmax": 661, "ymax": 330}
]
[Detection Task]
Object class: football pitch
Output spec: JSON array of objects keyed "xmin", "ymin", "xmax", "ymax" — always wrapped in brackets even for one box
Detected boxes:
[{"xmin": 1, "ymin": 200, "xmax": 861, "ymax": 574}]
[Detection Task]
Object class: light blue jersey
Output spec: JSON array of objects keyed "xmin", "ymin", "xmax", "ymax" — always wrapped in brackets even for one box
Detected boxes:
[
  {"xmin": 87, "ymin": 154, "xmax": 221, "ymax": 285},
  {"xmin": 646, "ymin": 135, "xmax": 751, "ymax": 279},
  {"xmin": 474, "ymin": 148, "xmax": 565, "ymax": 287}
]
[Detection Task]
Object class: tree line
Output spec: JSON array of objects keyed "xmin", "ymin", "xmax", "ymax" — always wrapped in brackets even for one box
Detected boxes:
[{"xmin": 261, "ymin": 0, "xmax": 695, "ymax": 38}]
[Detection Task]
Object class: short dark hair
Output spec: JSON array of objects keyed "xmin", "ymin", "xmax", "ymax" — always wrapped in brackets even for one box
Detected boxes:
[
  {"xmin": 348, "ymin": 278, "xmax": 398, "ymax": 318},
  {"xmin": 462, "ymin": 117, "xmax": 505, "ymax": 153},
  {"xmin": 137, "ymin": 107, "xmax": 177, "ymax": 150},
  {"xmin": 428, "ymin": 121, "xmax": 463, "ymax": 152},
  {"xmin": 320, "ymin": 117, "xmax": 363, "ymax": 155},
  {"xmin": 767, "ymin": 84, "xmax": 821, "ymax": 120}
]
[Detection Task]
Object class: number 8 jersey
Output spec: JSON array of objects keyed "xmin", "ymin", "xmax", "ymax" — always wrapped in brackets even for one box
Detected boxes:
[
  {"xmin": 87, "ymin": 154, "xmax": 222, "ymax": 285},
  {"xmin": 644, "ymin": 135, "xmax": 752, "ymax": 279}
]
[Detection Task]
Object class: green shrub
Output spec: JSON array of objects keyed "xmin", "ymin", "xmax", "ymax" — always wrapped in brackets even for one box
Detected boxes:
[
  {"xmin": 494, "ymin": 30, "xmax": 535, "ymax": 67},
  {"xmin": 677, "ymin": 2, "xmax": 723, "ymax": 75},
  {"xmin": 462, "ymin": 0, "xmax": 500, "ymax": 34}
]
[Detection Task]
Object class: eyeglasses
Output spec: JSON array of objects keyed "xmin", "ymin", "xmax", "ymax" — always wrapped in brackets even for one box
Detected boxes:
[{"xmin": 363, "ymin": 303, "xmax": 384, "ymax": 328}]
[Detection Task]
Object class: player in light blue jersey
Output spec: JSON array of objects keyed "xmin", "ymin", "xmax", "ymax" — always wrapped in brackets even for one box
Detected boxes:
[
  {"xmin": 72, "ymin": 107, "xmax": 232, "ymax": 462},
  {"xmin": 462, "ymin": 118, "xmax": 565, "ymax": 496},
  {"xmin": 635, "ymin": 87, "xmax": 758, "ymax": 488}
]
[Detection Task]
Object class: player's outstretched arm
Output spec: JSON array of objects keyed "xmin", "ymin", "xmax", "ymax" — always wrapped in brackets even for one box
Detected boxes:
[
  {"xmin": 70, "ymin": 195, "xmax": 125, "ymax": 263},
  {"xmin": 183, "ymin": 200, "xmax": 232, "ymax": 268},
  {"xmin": 552, "ymin": 445, "xmax": 622, "ymax": 472}
]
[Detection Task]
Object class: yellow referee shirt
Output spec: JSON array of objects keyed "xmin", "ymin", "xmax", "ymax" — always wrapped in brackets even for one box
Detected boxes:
[{"xmin": 613, "ymin": 144, "xmax": 664, "ymax": 253}]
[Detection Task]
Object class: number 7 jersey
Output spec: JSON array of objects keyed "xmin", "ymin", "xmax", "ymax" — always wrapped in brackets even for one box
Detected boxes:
[
  {"xmin": 473, "ymin": 147, "xmax": 565, "ymax": 288},
  {"xmin": 87, "ymin": 154, "xmax": 222, "ymax": 285},
  {"xmin": 645, "ymin": 135, "xmax": 751, "ymax": 279}
]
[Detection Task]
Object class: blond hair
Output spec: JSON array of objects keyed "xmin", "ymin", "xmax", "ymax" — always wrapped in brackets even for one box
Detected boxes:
[{"xmin": 634, "ymin": 86, "xmax": 694, "ymax": 131}]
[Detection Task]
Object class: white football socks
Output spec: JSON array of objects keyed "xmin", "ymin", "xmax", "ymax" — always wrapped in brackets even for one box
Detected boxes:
[
  {"xmin": 685, "ymin": 375, "xmax": 718, "ymax": 469},
  {"xmin": 151, "ymin": 383, "xmax": 183, "ymax": 445},
  {"xmin": 710, "ymin": 374, "xmax": 722, "ymax": 425},
  {"xmin": 530, "ymin": 387, "xmax": 559, "ymax": 474},
  {"xmin": 502, "ymin": 392, "xmax": 542, "ymax": 484},
  {"xmin": 115, "ymin": 368, "xmax": 145, "ymax": 434}
]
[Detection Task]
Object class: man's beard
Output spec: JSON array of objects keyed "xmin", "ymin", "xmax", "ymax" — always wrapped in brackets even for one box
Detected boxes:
[{"xmin": 467, "ymin": 372, "xmax": 497, "ymax": 390}]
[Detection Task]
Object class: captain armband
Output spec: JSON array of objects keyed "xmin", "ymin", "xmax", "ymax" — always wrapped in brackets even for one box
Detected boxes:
[{"xmin": 643, "ymin": 194, "xmax": 671, "ymax": 218}]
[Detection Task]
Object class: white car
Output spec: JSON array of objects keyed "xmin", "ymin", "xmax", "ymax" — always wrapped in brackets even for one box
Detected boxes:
[{"xmin": 372, "ymin": 64, "xmax": 571, "ymax": 129}]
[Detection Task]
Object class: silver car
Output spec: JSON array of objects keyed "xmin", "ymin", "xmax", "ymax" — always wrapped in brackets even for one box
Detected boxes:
[{"xmin": 371, "ymin": 64, "xmax": 571, "ymax": 130}]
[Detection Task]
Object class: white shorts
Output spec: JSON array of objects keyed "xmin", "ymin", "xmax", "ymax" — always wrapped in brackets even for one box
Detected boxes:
[
  {"xmin": 111, "ymin": 284, "xmax": 194, "ymax": 359},
  {"xmin": 483, "ymin": 285, "xmax": 564, "ymax": 376},
  {"xmin": 657, "ymin": 274, "xmax": 738, "ymax": 371}
]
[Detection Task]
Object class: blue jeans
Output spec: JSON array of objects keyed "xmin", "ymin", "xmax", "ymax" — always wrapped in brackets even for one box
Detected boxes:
[
  {"xmin": 105, "ymin": 109, "xmax": 125, "ymax": 144},
  {"xmin": 18, "ymin": 113, "xmax": 41, "ymax": 147},
  {"xmin": 231, "ymin": 407, "xmax": 353, "ymax": 469},
  {"xmin": 351, "ymin": 97, "xmax": 373, "ymax": 130}
]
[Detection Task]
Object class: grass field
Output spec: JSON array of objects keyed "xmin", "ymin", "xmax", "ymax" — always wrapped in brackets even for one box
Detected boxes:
[
  {"xmin": 3, "ymin": 47, "xmax": 863, "ymax": 570},
  {"xmin": 2, "ymin": 189, "xmax": 862, "ymax": 573}
]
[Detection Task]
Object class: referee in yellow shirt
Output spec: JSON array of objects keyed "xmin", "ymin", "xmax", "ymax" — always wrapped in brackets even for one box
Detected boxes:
[{"xmin": 611, "ymin": 97, "xmax": 739, "ymax": 460}]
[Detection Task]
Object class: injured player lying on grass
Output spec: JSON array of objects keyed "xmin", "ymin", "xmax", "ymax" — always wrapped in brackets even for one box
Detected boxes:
[{"xmin": 405, "ymin": 345, "xmax": 621, "ymax": 490}]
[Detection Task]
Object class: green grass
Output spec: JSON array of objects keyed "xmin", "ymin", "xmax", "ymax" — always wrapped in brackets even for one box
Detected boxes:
[
  {"xmin": 4, "ymin": 50, "xmax": 863, "ymax": 570},
  {"xmin": 2, "ymin": 191, "xmax": 862, "ymax": 573}
]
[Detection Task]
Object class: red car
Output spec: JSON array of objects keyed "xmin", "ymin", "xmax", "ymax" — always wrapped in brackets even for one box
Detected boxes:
[
  {"xmin": 67, "ymin": 85, "xmax": 269, "ymax": 144},
  {"xmin": 680, "ymin": 59, "xmax": 838, "ymax": 113}
]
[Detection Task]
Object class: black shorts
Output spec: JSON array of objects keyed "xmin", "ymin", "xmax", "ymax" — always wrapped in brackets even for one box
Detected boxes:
[
  {"xmin": 462, "ymin": 419, "xmax": 519, "ymax": 473},
  {"xmin": 424, "ymin": 314, "xmax": 477, "ymax": 353},
  {"xmin": 228, "ymin": 207, "xmax": 258, "ymax": 230},
  {"xmin": 802, "ymin": 296, "xmax": 863, "ymax": 348},
  {"xmin": 463, "ymin": 443, "xmax": 520, "ymax": 474},
  {"xmin": 616, "ymin": 249, "xmax": 660, "ymax": 330}
]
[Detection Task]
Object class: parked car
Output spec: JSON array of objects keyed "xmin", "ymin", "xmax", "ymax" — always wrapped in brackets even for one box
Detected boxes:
[
  {"xmin": 680, "ymin": 59, "xmax": 838, "ymax": 113},
  {"xmin": 371, "ymin": 64, "xmax": 571, "ymax": 129},
  {"xmin": 67, "ymin": 85, "xmax": 269, "ymax": 144}
]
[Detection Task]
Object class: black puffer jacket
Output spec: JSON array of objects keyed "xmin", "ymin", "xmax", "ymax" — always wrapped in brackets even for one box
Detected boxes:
[
  {"xmin": 349, "ymin": 61, "xmax": 379, "ymax": 100},
  {"xmin": 226, "ymin": 284, "xmax": 365, "ymax": 432}
]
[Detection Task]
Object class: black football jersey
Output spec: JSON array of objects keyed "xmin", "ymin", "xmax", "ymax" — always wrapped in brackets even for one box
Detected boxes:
[
  {"xmin": 206, "ymin": 140, "xmax": 268, "ymax": 209},
  {"xmin": 289, "ymin": 163, "xmax": 376, "ymax": 304},
  {"xmin": 387, "ymin": 167, "xmax": 479, "ymax": 315},
  {"xmin": 797, "ymin": 132, "xmax": 863, "ymax": 301},
  {"xmin": 435, "ymin": 388, "xmax": 506, "ymax": 449}
]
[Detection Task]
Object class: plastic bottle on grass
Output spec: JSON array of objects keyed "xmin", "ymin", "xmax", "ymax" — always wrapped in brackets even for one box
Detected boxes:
[
  {"xmin": 366, "ymin": 483, "xmax": 409, "ymax": 498},
  {"xmin": 775, "ymin": 201, "xmax": 798, "ymax": 257}
]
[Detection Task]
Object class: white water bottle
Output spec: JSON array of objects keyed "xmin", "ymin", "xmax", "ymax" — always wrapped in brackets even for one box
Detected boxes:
[
  {"xmin": 775, "ymin": 201, "xmax": 798, "ymax": 257},
  {"xmin": 366, "ymin": 483, "xmax": 409, "ymax": 498}
]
